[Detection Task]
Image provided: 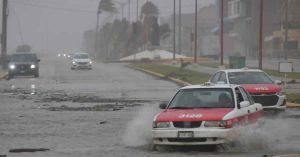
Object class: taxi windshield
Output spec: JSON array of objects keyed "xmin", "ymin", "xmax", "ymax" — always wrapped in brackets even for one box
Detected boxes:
[
  {"xmin": 168, "ymin": 88, "xmax": 234, "ymax": 109},
  {"xmin": 228, "ymin": 72, "xmax": 274, "ymax": 84}
]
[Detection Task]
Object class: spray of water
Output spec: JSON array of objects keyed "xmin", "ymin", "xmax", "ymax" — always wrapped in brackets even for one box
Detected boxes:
[
  {"xmin": 122, "ymin": 105, "xmax": 160, "ymax": 147},
  {"xmin": 234, "ymin": 110, "xmax": 300, "ymax": 152}
]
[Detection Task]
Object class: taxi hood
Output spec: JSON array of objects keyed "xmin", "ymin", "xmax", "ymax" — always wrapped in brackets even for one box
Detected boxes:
[
  {"xmin": 156, "ymin": 108, "xmax": 234, "ymax": 122},
  {"xmin": 241, "ymin": 84, "xmax": 281, "ymax": 93}
]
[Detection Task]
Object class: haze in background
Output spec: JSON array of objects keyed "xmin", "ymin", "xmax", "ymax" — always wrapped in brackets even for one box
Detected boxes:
[{"xmin": 8, "ymin": 0, "xmax": 215, "ymax": 54}]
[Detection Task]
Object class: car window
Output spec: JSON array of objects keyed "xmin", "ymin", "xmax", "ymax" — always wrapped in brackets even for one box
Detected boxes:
[
  {"xmin": 210, "ymin": 72, "xmax": 221, "ymax": 83},
  {"xmin": 239, "ymin": 87, "xmax": 250, "ymax": 102},
  {"xmin": 240, "ymin": 87, "xmax": 255, "ymax": 105},
  {"xmin": 228, "ymin": 72, "xmax": 274, "ymax": 84},
  {"xmin": 169, "ymin": 88, "xmax": 234, "ymax": 108},
  {"xmin": 235, "ymin": 87, "xmax": 244, "ymax": 104},
  {"xmin": 219, "ymin": 72, "xmax": 227, "ymax": 83}
]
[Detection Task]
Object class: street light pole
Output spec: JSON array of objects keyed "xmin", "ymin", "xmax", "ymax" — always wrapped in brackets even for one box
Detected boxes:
[
  {"xmin": 258, "ymin": 0, "xmax": 264, "ymax": 69},
  {"xmin": 178, "ymin": 0, "xmax": 182, "ymax": 54},
  {"xmin": 220, "ymin": 0, "xmax": 224, "ymax": 66},
  {"xmin": 1, "ymin": 0, "xmax": 8, "ymax": 70},
  {"xmin": 173, "ymin": 0, "xmax": 176, "ymax": 60},
  {"xmin": 194, "ymin": 0, "xmax": 198, "ymax": 63},
  {"xmin": 284, "ymin": 0, "xmax": 288, "ymax": 60}
]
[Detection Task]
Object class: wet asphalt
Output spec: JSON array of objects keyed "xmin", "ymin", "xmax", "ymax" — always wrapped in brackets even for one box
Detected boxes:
[{"xmin": 0, "ymin": 56, "xmax": 300, "ymax": 157}]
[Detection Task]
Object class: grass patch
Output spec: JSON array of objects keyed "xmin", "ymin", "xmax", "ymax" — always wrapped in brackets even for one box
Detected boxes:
[
  {"xmin": 263, "ymin": 69, "xmax": 300, "ymax": 80},
  {"xmin": 133, "ymin": 63, "xmax": 210, "ymax": 84},
  {"xmin": 287, "ymin": 93, "xmax": 300, "ymax": 103}
]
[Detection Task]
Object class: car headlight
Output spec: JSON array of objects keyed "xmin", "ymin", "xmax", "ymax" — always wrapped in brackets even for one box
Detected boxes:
[
  {"xmin": 152, "ymin": 122, "xmax": 171, "ymax": 128},
  {"xmin": 30, "ymin": 64, "xmax": 36, "ymax": 69},
  {"xmin": 204, "ymin": 121, "xmax": 227, "ymax": 128},
  {"xmin": 72, "ymin": 61, "xmax": 76, "ymax": 64},
  {"xmin": 9, "ymin": 65, "xmax": 15, "ymax": 70},
  {"xmin": 89, "ymin": 61, "xmax": 92, "ymax": 64}
]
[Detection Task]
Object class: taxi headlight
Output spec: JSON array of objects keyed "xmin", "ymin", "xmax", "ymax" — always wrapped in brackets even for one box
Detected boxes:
[
  {"xmin": 30, "ymin": 64, "xmax": 36, "ymax": 69},
  {"xmin": 152, "ymin": 122, "xmax": 171, "ymax": 128},
  {"xmin": 204, "ymin": 121, "xmax": 226, "ymax": 128},
  {"xmin": 9, "ymin": 65, "xmax": 15, "ymax": 70}
]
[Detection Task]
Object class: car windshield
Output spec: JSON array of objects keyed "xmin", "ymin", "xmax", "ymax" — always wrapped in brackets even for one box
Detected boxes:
[
  {"xmin": 10, "ymin": 54, "xmax": 37, "ymax": 62},
  {"xmin": 168, "ymin": 88, "xmax": 234, "ymax": 109},
  {"xmin": 228, "ymin": 72, "xmax": 274, "ymax": 84},
  {"xmin": 74, "ymin": 54, "xmax": 89, "ymax": 59}
]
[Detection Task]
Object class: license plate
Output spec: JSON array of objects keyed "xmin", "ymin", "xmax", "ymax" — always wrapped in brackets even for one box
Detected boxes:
[{"xmin": 178, "ymin": 131, "xmax": 193, "ymax": 138}]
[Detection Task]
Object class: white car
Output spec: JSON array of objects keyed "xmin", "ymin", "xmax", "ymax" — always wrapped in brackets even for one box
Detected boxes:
[
  {"xmin": 208, "ymin": 68, "xmax": 286, "ymax": 111},
  {"xmin": 71, "ymin": 53, "xmax": 92, "ymax": 70},
  {"xmin": 152, "ymin": 83, "xmax": 263, "ymax": 147}
]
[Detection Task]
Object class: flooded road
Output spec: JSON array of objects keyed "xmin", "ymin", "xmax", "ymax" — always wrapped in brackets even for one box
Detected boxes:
[{"xmin": 0, "ymin": 56, "xmax": 300, "ymax": 157}]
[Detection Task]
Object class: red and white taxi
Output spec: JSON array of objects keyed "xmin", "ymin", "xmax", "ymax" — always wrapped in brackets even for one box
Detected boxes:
[
  {"xmin": 152, "ymin": 83, "xmax": 263, "ymax": 146},
  {"xmin": 209, "ymin": 68, "xmax": 286, "ymax": 111}
]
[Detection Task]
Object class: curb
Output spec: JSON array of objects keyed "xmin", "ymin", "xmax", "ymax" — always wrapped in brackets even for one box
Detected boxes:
[
  {"xmin": 287, "ymin": 102, "xmax": 300, "ymax": 108},
  {"xmin": 127, "ymin": 65, "xmax": 191, "ymax": 87}
]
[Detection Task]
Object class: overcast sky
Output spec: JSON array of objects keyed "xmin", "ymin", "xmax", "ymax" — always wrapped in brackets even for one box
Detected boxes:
[{"xmin": 8, "ymin": 0, "xmax": 215, "ymax": 54}]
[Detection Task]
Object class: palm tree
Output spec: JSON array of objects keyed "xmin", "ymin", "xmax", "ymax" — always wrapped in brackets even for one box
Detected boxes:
[
  {"xmin": 141, "ymin": 1, "xmax": 159, "ymax": 18},
  {"xmin": 95, "ymin": 0, "xmax": 117, "ymax": 58}
]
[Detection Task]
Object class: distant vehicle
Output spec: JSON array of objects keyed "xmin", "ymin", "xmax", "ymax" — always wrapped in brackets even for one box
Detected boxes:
[
  {"xmin": 152, "ymin": 83, "xmax": 263, "ymax": 147},
  {"xmin": 208, "ymin": 68, "xmax": 286, "ymax": 111},
  {"xmin": 71, "ymin": 53, "xmax": 92, "ymax": 70},
  {"xmin": 57, "ymin": 53, "xmax": 61, "ymax": 57},
  {"xmin": 8, "ymin": 52, "xmax": 40, "ymax": 79}
]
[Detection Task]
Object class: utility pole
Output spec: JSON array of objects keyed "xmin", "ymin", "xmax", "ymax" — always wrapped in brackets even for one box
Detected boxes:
[
  {"xmin": 284, "ymin": 0, "xmax": 288, "ymax": 60},
  {"xmin": 136, "ymin": 0, "xmax": 139, "ymax": 22},
  {"xmin": 1, "ymin": 0, "xmax": 8, "ymax": 70},
  {"xmin": 258, "ymin": 0, "xmax": 264, "ymax": 69},
  {"xmin": 128, "ymin": 0, "xmax": 131, "ymax": 23},
  {"xmin": 220, "ymin": 0, "xmax": 224, "ymax": 66},
  {"xmin": 194, "ymin": 0, "xmax": 197, "ymax": 63},
  {"xmin": 178, "ymin": 0, "xmax": 182, "ymax": 54},
  {"xmin": 173, "ymin": 0, "xmax": 176, "ymax": 60}
]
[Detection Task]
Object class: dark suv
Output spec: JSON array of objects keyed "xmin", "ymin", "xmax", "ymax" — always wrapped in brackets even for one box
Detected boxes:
[{"xmin": 8, "ymin": 52, "xmax": 40, "ymax": 78}]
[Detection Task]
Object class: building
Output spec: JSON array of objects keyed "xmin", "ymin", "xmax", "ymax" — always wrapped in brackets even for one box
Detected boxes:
[{"xmin": 220, "ymin": 0, "xmax": 300, "ymax": 59}]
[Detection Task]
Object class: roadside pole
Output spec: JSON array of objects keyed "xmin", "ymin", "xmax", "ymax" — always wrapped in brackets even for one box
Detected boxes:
[
  {"xmin": 220, "ymin": 0, "xmax": 224, "ymax": 66},
  {"xmin": 1, "ymin": 0, "xmax": 8, "ymax": 70},
  {"xmin": 194, "ymin": 0, "xmax": 197, "ymax": 63},
  {"xmin": 258, "ymin": 0, "xmax": 264, "ymax": 69},
  {"xmin": 173, "ymin": 0, "xmax": 176, "ymax": 61}
]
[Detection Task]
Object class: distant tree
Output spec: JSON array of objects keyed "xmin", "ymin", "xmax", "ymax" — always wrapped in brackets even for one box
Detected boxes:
[
  {"xmin": 150, "ymin": 17, "xmax": 160, "ymax": 46},
  {"xmin": 141, "ymin": 1, "xmax": 159, "ymax": 18},
  {"xmin": 98, "ymin": 0, "xmax": 117, "ymax": 13},
  {"xmin": 16, "ymin": 45, "xmax": 31, "ymax": 52}
]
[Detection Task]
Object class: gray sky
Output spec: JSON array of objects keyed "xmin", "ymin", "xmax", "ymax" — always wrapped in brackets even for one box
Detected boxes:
[{"xmin": 8, "ymin": 0, "xmax": 215, "ymax": 54}]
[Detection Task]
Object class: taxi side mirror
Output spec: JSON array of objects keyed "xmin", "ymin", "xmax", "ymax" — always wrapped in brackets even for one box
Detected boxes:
[
  {"xmin": 240, "ymin": 101, "xmax": 250, "ymax": 108},
  {"xmin": 159, "ymin": 103, "xmax": 167, "ymax": 109}
]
